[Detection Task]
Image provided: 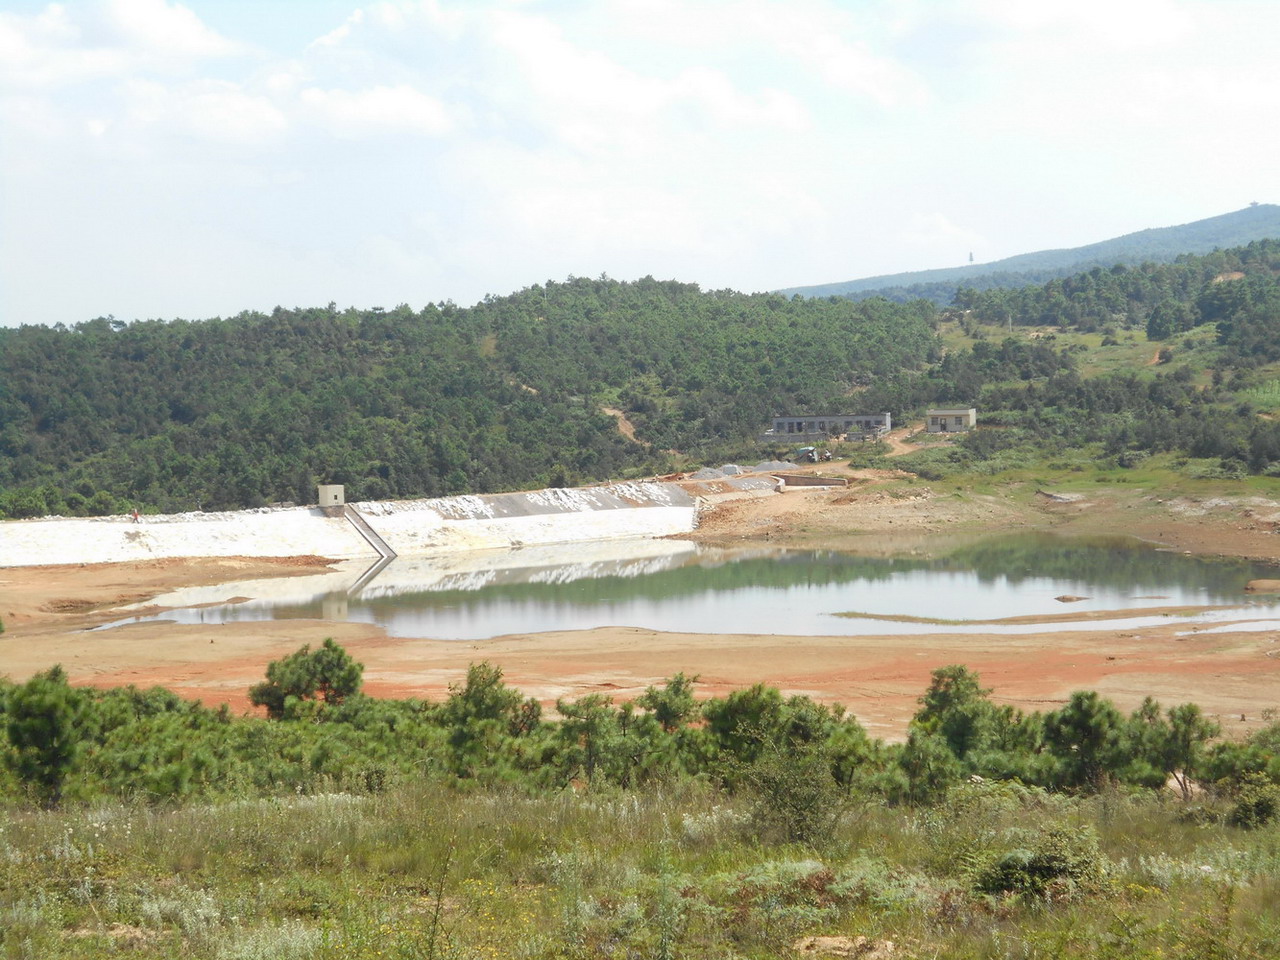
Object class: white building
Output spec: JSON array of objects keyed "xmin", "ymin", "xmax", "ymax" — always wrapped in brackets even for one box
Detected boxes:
[
  {"xmin": 317, "ymin": 484, "xmax": 346, "ymax": 506},
  {"xmin": 925, "ymin": 408, "xmax": 977, "ymax": 433}
]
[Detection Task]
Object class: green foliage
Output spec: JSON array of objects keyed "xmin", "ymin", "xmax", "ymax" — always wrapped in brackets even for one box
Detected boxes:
[
  {"xmin": 897, "ymin": 667, "xmax": 1232, "ymax": 799},
  {"xmin": 914, "ymin": 664, "xmax": 993, "ymax": 758},
  {"xmin": 1043, "ymin": 691, "xmax": 1129, "ymax": 790},
  {"xmin": 635, "ymin": 672, "xmax": 699, "ymax": 733},
  {"xmin": 0, "ymin": 280, "xmax": 940, "ymax": 512},
  {"xmin": 1, "ymin": 658, "xmax": 1279, "ymax": 958},
  {"xmin": 1225, "ymin": 773, "xmax": 1280, "ymax": 829},
  {"xmin": 1128, "ymin": 699, "xmax": 1221, "ymax": 798},
  {"xmin": 438, "ymin": 661, "xmax": 541, "ymax": 779},
  {"xmin": 9, "ymin": 238, "xmax": 1280, "ymax": 512},
  {"xmin": 4, "ymin": 665, "xmax": 83, "ymax": 806},
  {"xmin": 248, "ymin": 638, "xmax": 363, "ymax": 720},
  {"xmin": 954, "ymin": 238, "xmax": 1280, "ymax": 339},
  {"xmin": 701, "ymin": 683, "xmax": 787, "ymax": 765},
  {"xmin": 555, "ymin": 693, "xmax": 622, "ymax": 785},
  {"xmin": 975, "ymin": 826, "xmax": 1111, "ymax": 899},
  {"xmin": 6, "ymin": 777, "xmax": 1279, "ymax": 960},
  {"xmin": 741, "ymin": 740, "xmax": 846, "ymax": 846},
  {"xmin": 847, "ymin": 237, "xmax": 1280, "ymax": 480},
  {"xmin": 1, "ymin": 656, "xmax": 1276, "ymax": 819},
  {"xmin": 897, "ymin": 729, "xmax": 963, "ymax": 805},
  {"xmin": 907, "ymin": 665, "xmax": 1044, "ymax": 785}
]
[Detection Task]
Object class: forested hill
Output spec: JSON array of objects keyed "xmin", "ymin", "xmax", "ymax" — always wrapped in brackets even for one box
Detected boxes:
[
  {"xmin": 957, "ymin": 237, "xmax": 1280, "ymax": 348},
  {"xmin": 779, "ymin": 203, "xmax": 1280, "ymax": 304},
  {"xmin": 0, "ymin": 277, "xmax": 939, "ymax": 516}
]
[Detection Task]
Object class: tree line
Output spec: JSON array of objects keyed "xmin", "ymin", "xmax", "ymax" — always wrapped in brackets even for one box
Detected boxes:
[
  {"xmin": 3, "ymin": 643, "xmax": 1277, "ymax": 831},
  {"xmin": 953, "ymin": 238, "xmax": 1280, "ymax": 344}
]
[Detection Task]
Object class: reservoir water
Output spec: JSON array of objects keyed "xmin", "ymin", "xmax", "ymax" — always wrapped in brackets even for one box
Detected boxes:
[{"xmin": 104, "ymin": 534, "xmax": 1280, "ymax": 640}]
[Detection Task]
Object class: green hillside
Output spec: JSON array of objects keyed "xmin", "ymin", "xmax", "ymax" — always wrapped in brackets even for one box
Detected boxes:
[
  {"xmin": 0, "ymin": 278, "xmax": 937, "ymax": 515},
  {"xmin": 4, "ymin": 236, "xmax": 1280, "ymax": 519},
  {"xmin": 780, "ymin": 203, "xmax": 1280, "ymax": 304}
]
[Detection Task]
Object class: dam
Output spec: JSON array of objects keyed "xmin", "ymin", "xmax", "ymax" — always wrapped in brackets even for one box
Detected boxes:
[{"xmin": 0, "ymin": 474, "xmax": 781, "ymax": 568}]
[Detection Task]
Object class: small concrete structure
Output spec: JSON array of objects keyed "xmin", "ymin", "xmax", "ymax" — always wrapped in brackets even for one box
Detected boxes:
[
  {"xmin": 773, "ymin": 473, "xmax": 849, "ymax": 488},
  {"xmin": 926, "ymin": 408, "xmax": 977, "ymax": 433},
  {"xmin": 762, "ymin": 412, "xmax": 891, "ymax": 442},
  {"xmin": 318, "ymin": 484, "xmax": 345, "ymax": 506}
]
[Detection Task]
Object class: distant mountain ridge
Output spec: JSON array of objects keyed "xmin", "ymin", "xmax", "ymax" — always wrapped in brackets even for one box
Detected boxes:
[{"xmin": 779, "ymin": 203, "xmax": 1280, "ymax": 304}]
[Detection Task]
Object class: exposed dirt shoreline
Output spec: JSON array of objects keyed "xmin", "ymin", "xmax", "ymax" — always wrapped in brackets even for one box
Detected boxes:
[{"xmin": 3, "ymin": 475, "xmax": 1280, "ymax": 740}]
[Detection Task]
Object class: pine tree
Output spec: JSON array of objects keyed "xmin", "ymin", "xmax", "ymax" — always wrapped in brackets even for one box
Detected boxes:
[{"xmin": 5, "ymin": 666, "xmax": 83, "ymax": 806}]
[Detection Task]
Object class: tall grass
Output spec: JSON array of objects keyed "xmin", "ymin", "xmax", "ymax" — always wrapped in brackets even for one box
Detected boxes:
[
  {"xmin": 1242, "ymin": 379, "xmax": 1280, "ymax": 412},
  {"xmin": 2, "ymin": 779, "xmax": 1279, "ymax": 958}
]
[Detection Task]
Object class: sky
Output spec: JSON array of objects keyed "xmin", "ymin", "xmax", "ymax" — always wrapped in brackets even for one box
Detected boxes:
[{"xmin": 1, "ymin": 0, "xmax": 1278, "ymax": 328}]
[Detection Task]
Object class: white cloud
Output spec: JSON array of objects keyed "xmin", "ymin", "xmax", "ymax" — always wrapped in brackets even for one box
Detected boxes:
[
  {"xmin": 366, "ymin": 0, "xmax": 465, "ymax": 35},
  {"xmin": 263, "ymin": 63, "xmax": 308, "ymax": 97},
  {"xmin": 103, "ymin": 0, "xmax": 242, "ymax": 60},
  {"xmin": 0, "ymin": 0, "xmax": 243, "ymax": 93},
  {"xmin": 484, "ymin": 6, "xmax": 809, "ymax": 163},
  {"xmin": 311, "ymin": 7, "xmax": 364, "ymax": 48},
  {"xmin": 309, "ymin": 1, "xmax": 466, "ymax": 49},
  {"xmin": 4, "ymin": 0, "xmax": 1280, "ymax": 328},
  {"xmin": 744, "ymin": 3, "xmax": 930, "ymax": 108},
  {"xmin": 0, "ymin": 5, "xmax": 129, "ymax": 88},
  {"xmin": 182, "ymin": 82, "xmax": 289, "ymax": 143},
  {"xmin": 115, "ymin": 77, "xmax": 286, "ymax": 144},
  {"xmin": 366, "ymin": 1, "xmax": 467, "ymax": 39},
  {"xmin": 0, "ymin": 92, "xmax": 70, "ymax": 137},
  {"xmin": 900, "ymin": 212, "xmax": 985, "ymax": 260},
  {"xmin": 973, "ymin": 0, "xmax": 1193, "ymax": 50},
  {"xmin": 672, "ymin": 66, "xmax": 808, "ymax": 130},
  {"xmin": 607, "ymin": 0, "xmax": 930, "ymax": 108},
  {"xmin": 299, "ymin": 84, "xmax": 453, "ymax": 137}
]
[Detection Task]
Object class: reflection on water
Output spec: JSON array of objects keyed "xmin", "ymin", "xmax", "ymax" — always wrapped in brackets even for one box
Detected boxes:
[{"xmin": 101, "ymin": 534, "xmax": 1280, "ymax": 640}]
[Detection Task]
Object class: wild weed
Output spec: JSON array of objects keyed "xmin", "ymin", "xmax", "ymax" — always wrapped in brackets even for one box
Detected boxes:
[{"xmin": 214, "ymin": 920, "xmax": 322, "ymax": 960}]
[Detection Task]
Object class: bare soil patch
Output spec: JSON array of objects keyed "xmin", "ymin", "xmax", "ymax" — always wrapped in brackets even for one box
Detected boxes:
[
  {"xmin": 601, "ymin": 406, "xmax": 646, "ymax": 445},
  {"xmin": 878, "ymin": 423, "xmax": 953, "ymax": 457}
]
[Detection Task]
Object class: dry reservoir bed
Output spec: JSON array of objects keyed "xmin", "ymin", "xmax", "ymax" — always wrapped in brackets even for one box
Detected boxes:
[{"xmin": 4, "ymin": 479, "xmax": 1280, "ymax": 740}]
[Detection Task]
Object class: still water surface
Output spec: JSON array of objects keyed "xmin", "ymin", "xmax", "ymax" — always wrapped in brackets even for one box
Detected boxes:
[{"xmin": 104, "ymin": 534, "xmax": 1280, "ymax": 640}]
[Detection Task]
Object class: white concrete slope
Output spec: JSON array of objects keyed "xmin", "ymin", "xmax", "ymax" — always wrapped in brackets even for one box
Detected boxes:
[
  {"xmin": 355, "ymin": 482, "xmax": 696, "ymax": 556},
  {"xmin": 0, "ymin": 482, "xmax": 699, "ymax": 568}
]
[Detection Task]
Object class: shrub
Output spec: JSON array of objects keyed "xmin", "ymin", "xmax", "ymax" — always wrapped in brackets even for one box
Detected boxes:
[
  {"xmin": 4, "ymin": 665, "xmax": 84, "ymax": 806},
  {"xmin": 742, "ymin": 742, "xmax": 846, "ymax": 846},
  {"xmin": 976, "ymin": 827, "xmax": 1110, "ymax": 899},
  {"xmin": 897, "ymin": 729, "xmax": 963, "ymax": 805},
  {"xmin": 1226, "ymin": 773, "xmax": 1280, "ymax": 829},
  {"xmin": 248, "ymin": 638, "xmax": 363, "ymax": 719}
]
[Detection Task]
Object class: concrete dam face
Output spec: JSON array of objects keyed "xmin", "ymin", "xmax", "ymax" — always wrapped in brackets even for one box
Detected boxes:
[{"xmin": 0, "ymin": 482, "xmax": 703, "ymax": 568}]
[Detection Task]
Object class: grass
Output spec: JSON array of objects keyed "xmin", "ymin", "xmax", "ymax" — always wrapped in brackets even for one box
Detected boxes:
[
  {"xmin": 935, "ymin": 319, "xmax": 1225, "ymax": 382},
  {"xmin": 1241, "ymin": 379, "xmax": 1280, "ymax": 414},
  {"xmin": 891, "ymin": 446, "xmax": 1280, "ymax": 502},
  {"xmin": 2, "ymin": 780, "xmax": 1278, "ymax": 958}
]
